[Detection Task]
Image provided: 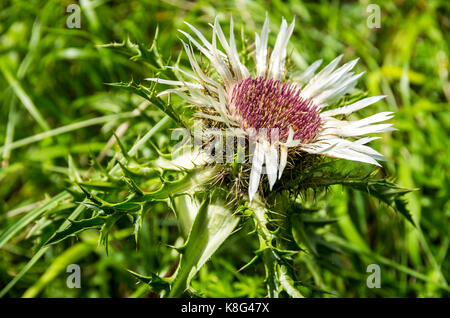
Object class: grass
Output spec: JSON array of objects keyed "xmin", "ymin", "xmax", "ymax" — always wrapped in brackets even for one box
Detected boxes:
[{"xmin": 0, "ymin": 0, "xmax": 449, "ymax": 297}]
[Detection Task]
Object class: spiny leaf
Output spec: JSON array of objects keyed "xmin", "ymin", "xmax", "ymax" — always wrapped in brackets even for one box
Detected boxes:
[
  {"xmin": 237, "ymin": 254, "xmax": 261, "ymax": 272},
  {"xmin": 78, "ymin": 184, "xmax": 142, "ymax": 213},
  {"xmin": 46, "ymin": 216, "xmax": 109, "ymax": 245},
  {"xmin": 98, "ymin": 37, "xmax": 163, "ymax": 72},
  {"xmin": 108, "ymin": 80, "xmax": 185, "ymax": 127},
  {"xmin": 291, "ymin": 216, "xmax": 318, "ymax": 255},
  {"xmin": 127, "ymin": 269, "xmax": 170, "ymax": 293},
  {"xmin": 113, "ymin": 133, "xmax": 130, "ymax": 161},
  {"xmin": 123, "ymin": 176, "xmax": 144, "ymax": 197},
  {"xmin": 78, "ymin": 180, "xmax": 120, "ymax": 191},
  {"xmin": 100, "ymin": 214, "xmax": 123, "ymax": 254},
  {"xmin": 299, "ymin": 215, "xmax": 340, "ymax": 226},
  {"xmin": 142, "ymin": 167, "xmax": 218, "ymax": 201},
  {"xmin": 346, "ymin": 179, "xmax": 416, "ymax": 225},
  {"xmin": 168, "ymin": 190, "xmax": 239, "ymax": 297},
  {"xmin": 297, "ymin": 166, "xmax": 416, "ymax": 225},
  {"xmin": 278, "ymin": 265, "xmax": 304, "ymax": 298},
  {"xmin": 88, "ymin": 151, "xmax": 108, "ymax": 176},
  {"xmin": 133, "ymin": 205, "xmax": 144, "ymax": 245}
]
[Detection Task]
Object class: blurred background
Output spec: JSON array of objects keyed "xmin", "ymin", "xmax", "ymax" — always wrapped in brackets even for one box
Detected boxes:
[{"xmin": 0, "ymin": 0, "xmax": 449, "ymax": 297}]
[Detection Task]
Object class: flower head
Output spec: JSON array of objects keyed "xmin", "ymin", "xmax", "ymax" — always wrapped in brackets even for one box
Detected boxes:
[
  {"xmin": 231, "ymin": 77, "xmax": 322, "ymax": 144},
  {"xmin": 147, "ymin": 15, "xmax": 395, "ymax": 201}
]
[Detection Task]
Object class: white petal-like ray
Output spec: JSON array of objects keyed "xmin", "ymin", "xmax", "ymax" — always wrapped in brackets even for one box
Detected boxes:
[
  {"xmin": 216, "ymin": 86, "xmax": 234, "ymax": 126},
  {"xmin": 156, "ymin": 87, "xmax": 190, "ymax": 97},
  {"xmin": 278, "ymin": 145, "xmax": 288, "ymax": 179},
  {"xmin": 268, "ymin": 17, "xmax": 295, "ymax": 80},
  {"xmin": 300, "ymin": 54, "xmax": 343, "ymax": 101},
  {"xmin": 145, "ymin": 78, "xmax": 203, "ymax": 89},
  {"xmin": 249, "ymin": 142, "xmax": 265, "ymax": 202},
  {"xmin": 314, "ymin": 72, "xmax": 364, "ymax": 107},
  {"xmin": 338, "ymin": 124, "xmax": 396, "ymax": 137},
  {"xmin": 301, "ymin": 138, "xmax": 383, "ymax": 166},
  {"xmin": 179, "ymin": 29, "xmax": 233, "ymax": 87},
  {"xmin": 181, "ymin": 40, "xmax": 219, "ymax": 87},
  {"xmin": 347, "ymin": 112, "xmax": 394, "ymax": 128},
  {"xmin": 264, "ymin": 141, "xmax": 279, "ymax": 189},
  {"xmin": 324, "ymin": 148, "xmax": 381, "ymax": 166},
  {"xmin": 319, "ymin": 112, "xmax": 395, "ymax": 138},
  {"xmin": 183, "ymin": 22, "xmax": 226, "ymax": 59},
  {"xmin": 178, "ymin": 29, "xmax": 214, "ymax": 59},
  {"xmin": 294, "ymin": 59, "xmax": 323, "ymax": 85},
  {"xmin": 321, "ymin": 95, "xmax": 386, "ymax": 117},
  {"xmin": 301, "ymin": 57, "xmax": 363, "ymax": 107},
  {"xmin": 255, "ymin": 14, "xmax": 270, "ymax": 77},
  {"xmin": 166, "ymin": 65, "xmax": 201, "ymax": 82},
  {"xmin": 229, "ymin": 16, "xmax": 250, "ymax": 79},
  {"xmin": 316, "ymin": 58, "xmax": 359, "ymax": 91},
  {"xmin": 214, "ymin": 17, "xmax": 249, "ymax": 81},
  {"xmin": 210, "ymin": 28, "xmax": 234, "ymax": 86},
  {"xmin": 156, "ymin": 88, "xmax": 205, "ymax": 105},
  {"xmin": 283, "ymin": 127, "xmax": 301, "ymax": 147}
]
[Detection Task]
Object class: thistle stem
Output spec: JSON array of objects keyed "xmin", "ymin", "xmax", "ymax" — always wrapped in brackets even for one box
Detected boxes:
[{"xmin": 249, "ymin": 196, "xmax": 280, "ymax": 297}]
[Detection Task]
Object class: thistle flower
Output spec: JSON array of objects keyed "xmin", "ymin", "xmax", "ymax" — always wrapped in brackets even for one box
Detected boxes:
[{"xmin": 147, "ymin": 16, "xmax": 395, "ymax": 201}]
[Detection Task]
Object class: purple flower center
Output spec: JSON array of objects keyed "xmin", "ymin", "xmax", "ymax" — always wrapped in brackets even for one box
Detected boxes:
[{"xmin": 230, "ymin": 77, "xmax": 321, "ymax": 143}]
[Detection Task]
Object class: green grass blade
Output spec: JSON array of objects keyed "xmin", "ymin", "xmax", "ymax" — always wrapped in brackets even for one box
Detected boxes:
[
  {"xmin": 0, "ymin": 191, "xmax": 70, "ymax": 249},
  {"xmin": 0, "ymin": 60, "xmax": 50, "ymax": 131},
  {"xmin": 1, "ymin": 92, "xmax": 17, "ymax": 167},
  {"xmin": 0, "ymin": 112, "xmax": 137, "ymax": 153},
  {"xmin": 0, "ymin": 204, "xmax": 85, "ymax": 297},
  {"xmin": 22, "ymin": 242, "xmax": 95, "ymax": 298},
  {"xmin": 328, "ymin": 234, "xmax": 450, "ymax": 293}
]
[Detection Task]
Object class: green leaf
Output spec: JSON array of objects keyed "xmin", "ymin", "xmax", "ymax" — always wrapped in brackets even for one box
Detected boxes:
[
  {"xmin": 108, "ymin": 80, "xmax": 185, "ymax": 128},
  {"xmin": 347, "ymin": 179, "xmax": 416, "ymax": 225},
  {"xmin": 297, "ymin": 163, "xmax": 416, "ymax": 226},
  {"xmin": 127, "ymin": 269, "xmax": 170, "ymax": 294},
  {"xmin": 291, "ymin": 216, "xmax": 318, "ymax": 255},
  {"xmin": 168, "ymin": 191, "xmax": 239, "ymax": 297},
  {"xmin": 143, "ymin": 167, "xmax": 218, "ymax": 201},
  {"xmin": 278, "ymin": 265, "xmax": 304, "ymax": 298},
  {"xmin": 299, "ymin": 215, "xmax": 340, "ymax": 226},
  {"xmin": 99, "ymin": 214, "xmax": 123, "ymax": 255},
  {"xmin": 78, "ymin": 185, "xmax": 142, "ymax": 213},
  {"xmin": 45, "ymin": 216, "xmax": 108, "ymax": 245}
]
